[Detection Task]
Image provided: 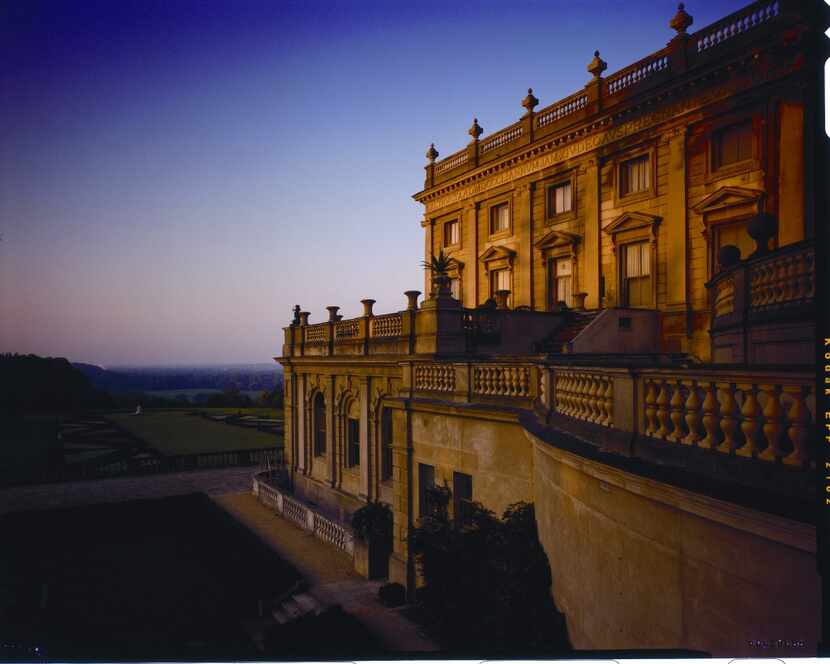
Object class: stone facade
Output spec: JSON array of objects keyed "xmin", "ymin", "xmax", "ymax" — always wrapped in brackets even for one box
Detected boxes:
[{"xmin": 279, "ymin": 0, "xmax": 821, "ymax": 656}]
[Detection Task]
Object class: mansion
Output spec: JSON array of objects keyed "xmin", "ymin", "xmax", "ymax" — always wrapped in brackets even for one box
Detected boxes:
[{"xmin": 270, "ymin": 0, "xmax": 822, "ymax": 656}]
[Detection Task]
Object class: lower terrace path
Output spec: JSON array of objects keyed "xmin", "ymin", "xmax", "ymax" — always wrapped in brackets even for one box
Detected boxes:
[
  {"xmin": 0, "ymin": 466, "xmax": 254, "ymax": 515},
  {"xmin": 214, "ymin": 492, "xmax": 440, "ymax": 653}
]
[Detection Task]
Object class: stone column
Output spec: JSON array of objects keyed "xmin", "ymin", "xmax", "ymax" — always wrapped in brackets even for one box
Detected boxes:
[{"xmin": 778, "ymin": 101, "xmax": 805, "ymax": 245}]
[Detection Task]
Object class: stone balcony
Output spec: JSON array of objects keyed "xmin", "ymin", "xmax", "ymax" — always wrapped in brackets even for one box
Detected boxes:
[
  {"xmin": 706, "ymin": 239, "xmax": 814, "ymax": 364},
  {"xmin": 421, "ymin": 0, "xmax": 797, "ymax": 190}
]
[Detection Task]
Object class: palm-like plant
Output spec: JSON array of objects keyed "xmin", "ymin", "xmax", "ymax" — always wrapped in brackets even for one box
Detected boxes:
[{"xmin": 421, "ymin": 249, "xmax": 452, "ymax": 276}]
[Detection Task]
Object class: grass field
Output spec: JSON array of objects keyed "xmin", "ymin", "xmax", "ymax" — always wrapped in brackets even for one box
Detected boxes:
[{"xmin": 108, "ymin": 410, "xmax": 280, "ymax": 455}]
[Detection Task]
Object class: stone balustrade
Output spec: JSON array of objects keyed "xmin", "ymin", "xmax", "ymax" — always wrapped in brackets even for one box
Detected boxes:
[
  {"xmin": 639, "ymin": 371, "xmax": 813, "ymax": 467},
  {"xmin": 536, "ymin": 91, "xmax": 589, "ymax": 128},
  {"xmin": 553, "ymin": 370, "xmax": 614, "ymax": 427},
  {"xmin": 427, "ymin": 0, "xmax": 793, "ymax": 188},
  {"xmin": 414, "ymin": 363, "xmax": 455, "ymax": 392},
  {"xmin": 254, "ymin": 472, "xmax": 355, "ymax": 556},
  {"xmin": 713, "ymin": 275, "xmax": 735, "ymax": 317},
  {"xmin": 305, "ymin": 324, "xmax": 328, "ymax": 344},
  {"xmin": 472, "ymin": 365, "xmax": 532, "ymax": 398},
  {"xmin": 370, "ymin": 313, "xmax": 403, "ymax": 338},
  {"xmin": 749, "ymin": 243, "xmax": 814, "ymax": 309},
  {"xmin": 335, "ymin": 318, "xmax": 360, "ymax": 339},
  {"xmin": 539, "ymin": 364, "xmax": 815, "ymax": 469},
  {"xmin": 606, "ymin": 51, "xmax": 670, "ymax": 95},
  {"xmin": 695, "ymin": 0, "xmax": 779, "ymax": 53}
]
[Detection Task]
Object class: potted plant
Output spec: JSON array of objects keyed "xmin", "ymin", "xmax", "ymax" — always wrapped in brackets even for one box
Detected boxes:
[{"xmin": 421, "ymin": 250, "xmax": 453, "ymax": 297}]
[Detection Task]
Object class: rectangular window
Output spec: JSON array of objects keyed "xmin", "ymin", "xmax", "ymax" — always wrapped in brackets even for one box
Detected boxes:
[
  {"xmin": 347, "ymin": 418, "xmax": 360, "ymax": 467},
  {"xmin": 548, "ymin": 181, "xmax": 572, "ymax": 216},
  {"xmin": 713, "ymin": 121, "xmax": 753, "ymax": 170},
  {"xmin": 452, "ymin": 472, "xmax": 473, "ymax": 526},
  {"xmin": 715, "ymin": 220, "xmax": 754, "ymax": 268},
  {"xmin": 622, "ymin": 241, "xmax": 651, "ymax": 307},
  {"xmin": 449, "ymin": 277, "xmax": 461, "ymax": 301},
  {"xmin": 550, "ymin": 257, "xmax": 573, "ymax": 308},
  {"xmin": 620, "ymin": 155, "xmax": 650, "ymax": 196},
  {"xmin": 381, "ymin": 408, "xmax": 393, "ymax": 481},
  {"xmin": 490, "ymin": 268, "xmax": 511, "ymax": 306},
  {"xmin": 443, "ymin": 220, "xmax": 460, "ymax": 247},
  {"xmin": 490, "ymin": 203, "xmax": 509, "ymax": 234},
  {"xmin": 418, "ymin": 463, "xmax": 435, "ymax": 519}
]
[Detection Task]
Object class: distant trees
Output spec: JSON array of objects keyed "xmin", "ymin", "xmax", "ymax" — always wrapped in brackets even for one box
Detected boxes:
[{"xmin": 0, "ymin": 354, "xmax": 112, "ymax": 414}]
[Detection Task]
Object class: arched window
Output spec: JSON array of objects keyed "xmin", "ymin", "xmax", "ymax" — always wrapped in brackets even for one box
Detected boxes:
[
  {"xmin": 380, "ymin": 408, "xmax": 393, "ymax": 481},
  {"xmin": 313, "ymin": 393, "xmax": 326, "ymax": 456}
]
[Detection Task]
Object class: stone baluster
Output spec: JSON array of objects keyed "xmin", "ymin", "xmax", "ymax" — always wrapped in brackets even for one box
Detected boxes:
[
  {"xmin": 783, "ymin": 386, "xmax": 811, "ymax": 467},
  {"xmin": 667, "ymin": 379, "xmax": 686, "ymax": 443},
  {"xmin": 562, "ymin": 373, "xmax": 573, "ymax": 416},
  {"xmin": 758, "ymin": 384, "xmax": 783, "ymax": 462},
  {"xmin": 699, "ymin": 381, "xmax": 720, "ymax": 449},
  {"xmin": 644, "ymin": 379, "xmax": 658, "ymax": 436},
  {"xmin": 586, "ymin": 375, "xmax": 599, "ymax": 423},
  {"xmin": 682, "ymin": 380, "xmax": 702, "ymax": 445},
  {"xmin": 602, "ymin": 378, "xmax": 613, "ymax": 427},
  {"xmin": 654, "ymin": 380, "xmax": 671, "ymax": 439},
  {"xmin": 717, "ymin": 383, "xmax": 739, "ymax": 454},
  {"xmin": 736, "ymin": 383, "xmax": 761, "ymax": 457},
  {"xmin": 577, "ymin": 374, "xmax": 588, "ymax": 420}
]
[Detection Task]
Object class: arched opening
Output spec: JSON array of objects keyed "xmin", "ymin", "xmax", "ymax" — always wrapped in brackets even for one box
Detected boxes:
[{"xmin": 313, "ymin": 392, "xmax": 326, "ymax": 456}]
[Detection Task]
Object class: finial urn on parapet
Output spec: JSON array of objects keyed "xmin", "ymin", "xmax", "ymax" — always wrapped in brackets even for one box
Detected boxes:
[
  {"xmin": 670, "ymin": 3, "xmax": 694, "ymax": 36},
  {"xmin": 587, "ymin": 50, "xmax": 607, "ymax": 79},
  {"xmin": 426, "ymin": 143, "xmax": 439, "ymax": 163},
  {"xmin": 521, "ymin": 88, "xmax": 539, "ymax": 115},
  {"xmin": 468, "ymin": 118, "xmax": 483, "ymax": 141}
]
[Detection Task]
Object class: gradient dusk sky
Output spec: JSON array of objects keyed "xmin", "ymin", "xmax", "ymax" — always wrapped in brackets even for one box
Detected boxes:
[{"xmin": 1, "ymin": 0, "xmax": 745, "ymax": 366}]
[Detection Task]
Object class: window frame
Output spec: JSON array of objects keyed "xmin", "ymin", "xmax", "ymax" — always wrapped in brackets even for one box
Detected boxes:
[
  {"xmin": 380, "ymin": 408, "xmax": 393, "ymax": 482},
  {"xmin": 706, "ymin": 114, "xmax": 760, "ymax": 182},
  {"xmin": 346, "ymin": 417, "xmax": 360, "ymax": 468},
  {"xmin": 488, "ymin": 201, "xmax": 511, "ymax": 238},
  {"xmin": 489, "ymin": 267, "xmax": 512, "ymax": 306},
  {"xmin": 545, "ymin": 173, "xmax": 577, "ymax": 223},
  {"xmin": 443, "ymin": 218, "xmax": 461, "ymax": 248},
  {"xmin": 619, "ymin": 240, "xmax": 653, "ymax": 308},
  {"xmin": 614, "ymin": 146, "xmax": 657, "ymax": 207},
  {"xmin": 548, "ymin": 255, "xmax": 574, "ymax": 309}
]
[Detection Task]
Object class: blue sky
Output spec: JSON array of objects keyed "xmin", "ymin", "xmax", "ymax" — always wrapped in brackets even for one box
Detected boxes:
[{"xmin": 0, "ymin": 0, "xmax": 746, "ymax": 365}]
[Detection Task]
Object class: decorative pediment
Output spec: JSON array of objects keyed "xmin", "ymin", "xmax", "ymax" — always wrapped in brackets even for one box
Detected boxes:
[
  {"xmin": 691, "ymin": 186, "xmax": 764, "ymax": 215},
  {"xmin": 479, "ymin": 246, "xmax": 516, "ymax": 273},
  {"xmin": 445, "ymin": 255, "xmax": 465, "ymax": 274},
  {"xmin": 603, "ymin": 211, "xmax": 662, "ymax": 237},
  {"xmin": 534, "ymin": 229, "xmax": 580, "ymax": 251}
]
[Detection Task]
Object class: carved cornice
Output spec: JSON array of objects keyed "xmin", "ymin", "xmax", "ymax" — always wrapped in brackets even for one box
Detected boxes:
[{"xmin": 691, "ymin": 185, "xmax": 765, "ymax": 215}]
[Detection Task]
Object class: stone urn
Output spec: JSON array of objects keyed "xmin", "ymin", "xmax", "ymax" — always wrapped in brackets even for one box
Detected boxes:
[
  {"xmin": 746, "ymin": 212, "xmax": 777, "ymax": 258},
  {"xmin": 717, "ymin": 244, "xmax": 741, "ymax": 270},
  {"xmin": 432, "ymin": 273, "xmax": 452, "ymax": 298}
]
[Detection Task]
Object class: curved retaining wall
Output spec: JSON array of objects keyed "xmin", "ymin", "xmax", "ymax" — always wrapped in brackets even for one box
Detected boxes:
[{"xmin": 526, "ymin": 430, "xmax": 820, "ymax": 657}]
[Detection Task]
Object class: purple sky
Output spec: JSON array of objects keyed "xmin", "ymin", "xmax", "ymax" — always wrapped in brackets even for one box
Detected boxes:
[{"xmin": 0, "ymin": 0, "xmax": 746, "ymax": 366}]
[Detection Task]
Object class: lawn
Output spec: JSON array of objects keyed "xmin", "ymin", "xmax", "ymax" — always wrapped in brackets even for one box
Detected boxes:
[{"xmin": 107, "ymin": 410, "xmax": 280, "ymax": 455}]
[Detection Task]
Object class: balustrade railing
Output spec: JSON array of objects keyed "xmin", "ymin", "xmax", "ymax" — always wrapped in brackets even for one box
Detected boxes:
[
  {"xmin": 435, "ymin": 148, "xmax": 469, "ymax": 173},
  {"xmin": 480, "ymin": 122, "xmax": 524, "ymax": 154},
  {"xmin": 414, "ymin": 363, "xmax": 455, "ymax": 392},
  {"xmin": 606, "ymin": 51, "xmax": 670, "ymax": 95},
  {"xmin": 536, "ymin": 92, "xmax": 589, "ymax": 128},
  {"xmin": 554, "ymin": 370, "xmax": 614, "ymax": 427},
  {"xmin": 335, "ymin": 318, "xmax": 360, "ymax": 339},
  {"xmin": 695, "ymin": 0, "xmax": 780, "ymax": 53},
  {"xmin": 749, "ymin": 244, "xmax": 814, "ymax": 310},
  {"xmin": 254, "ymin": 472, "xmax": 355, "ymax": 556},
  {"xmin": 305, "ymin": 324, "xmax": 328, "ymax": 344},
  {"xmin": 370, "ymin": 313, "xmax": 403, "ymax": 338},
  {"xmin": 472, "ymin": 365, "xmax": 532, "ymax": 398},
  {"xmin": 640, "ymin": 371, "xmax": 813, "ymax": 467}
]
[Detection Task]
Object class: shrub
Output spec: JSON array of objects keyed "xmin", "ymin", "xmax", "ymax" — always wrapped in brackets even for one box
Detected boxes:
[
  {"xmin": 350, "ymin": 501, "xmax": 393, "ymax": 546},
  {"xmin": 411, "ymin": 500, "xmax": 570, "ymax": 655},
  {"xmin": 378, "ymin": 582, "xmax": 406, "ymax": 607}
]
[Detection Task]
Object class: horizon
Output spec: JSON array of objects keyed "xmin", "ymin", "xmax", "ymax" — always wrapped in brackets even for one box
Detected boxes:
[{"xmin": 1, "ymin": 0, "xmax": 744, "ymax": 365}]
